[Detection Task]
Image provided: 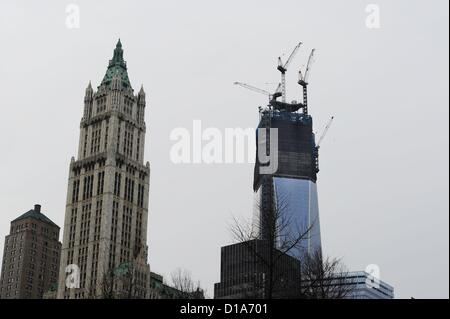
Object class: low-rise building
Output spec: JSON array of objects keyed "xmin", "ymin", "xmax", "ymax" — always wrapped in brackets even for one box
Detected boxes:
[{"xmin": 150, "ymin": 272, "xmax": 204, "ymax": 299}]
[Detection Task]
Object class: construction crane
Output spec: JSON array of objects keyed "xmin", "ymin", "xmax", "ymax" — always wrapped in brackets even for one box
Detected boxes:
[
  {"xmin": 298, "ymin": 49, "xmax": 316, "ymax": 115},
  {"xmin": 234, "ymin": 81, "xmax": 281, "ymax": 102},
  {"xmin": 316, "ymin": 116, "xmax": 334, "ymax": 148},
  {"xmin": 299, "ymin": 48, "xmax": 316, "ymax": 86},
  {"xmin": 277, "ymin": 42, "xmax": 302, "ymax": 103},
  {"xmin": 234, "ymin": 81, "xmax": 306, "ymax": 113}
]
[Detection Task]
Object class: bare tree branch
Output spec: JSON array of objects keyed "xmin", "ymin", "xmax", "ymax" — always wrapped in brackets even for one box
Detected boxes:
[{"xmin": 229, "ymin": 186, "xmax": 353, "ymax": 299}]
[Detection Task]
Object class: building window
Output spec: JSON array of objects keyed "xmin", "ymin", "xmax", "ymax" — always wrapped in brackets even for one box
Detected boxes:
[
  {"xmin": 137, "ymin": 184, "xmax": 145, "ymax": 208},
  {"xmin": 72, "ymin": 179, "xmax": 80, "ymax": 203},
  {"xmin": 90, "ymin": 122, "xmax": 102, "ymax": 155},
  {"xmin": 97, "ymin": 171, "xmax": 105, "ymax": 195},
  {"xmin": 123, "ymin": 123, "xmax": 134, "ymax": 158},
  {"xmin": 114, "ymin": 172, "xmax": 121, "ymax": 196},
  {"xmin": 83, "ymin": 131, "xmax": 88, "ymax": 158},
  {"xmin": 104, "ymin": 122, "xmax": 109, "ymax": 151},
  {"xmin": 124, "ymin": 177, "xmax": 135, "ymax": 203},
  {"xmin": 82, "ymin": 175, "xmax": 94, "ymax": 200}
]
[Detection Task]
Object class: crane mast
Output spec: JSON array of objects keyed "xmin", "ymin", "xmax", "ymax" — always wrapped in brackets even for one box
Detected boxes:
[
  {"xmin": 298, "ymin": 49, "xmax": 316, "ymax": 115},
  {"xmin": 277, "ymin": 42, "xmax": 302, "ymax": 103},
  {"xmin": 235, "ymin": 42, "xmax": 317, "ymax": 117}
]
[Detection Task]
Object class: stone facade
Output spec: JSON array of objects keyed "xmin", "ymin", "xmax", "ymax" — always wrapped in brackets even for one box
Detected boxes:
[
  {"xmin": 0, "ymin": 204, "xmax": 61, "ymax": 299},
  {"xmin": 57, "ymin": 40, "xmax": 151, "ymax": 299},
  {"xmin": 149, "ymin": 272, "xmax": 205, "ymax": 299}
]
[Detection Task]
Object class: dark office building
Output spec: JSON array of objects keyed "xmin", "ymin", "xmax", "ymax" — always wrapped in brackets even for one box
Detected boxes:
[
  {"xmin": 0, "ymin": 204, "xmax": 61, "ymax": 299},
  {"xmin": 214, "ymin": 240, "xmax": 302, "ymax": 299}
]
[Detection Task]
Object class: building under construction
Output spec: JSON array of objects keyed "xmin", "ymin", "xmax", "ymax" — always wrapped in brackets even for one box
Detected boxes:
[
  {"xmin": 252, "ymin": 43, "xmax": 325, "ymax": 259},
  {"xmin": 215, "ymin": 43, "xmax": 330, "ymax": 298},
  {"xmin": 253, "ymin": 108, "xmax": 322, "ymax": 258}
]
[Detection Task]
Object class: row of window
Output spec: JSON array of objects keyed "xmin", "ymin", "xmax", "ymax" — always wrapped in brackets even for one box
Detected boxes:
[
  {"xmin": 109, "ymin": 201, "xmax": 119, "ymax": 270},
  {"xmin": 82, "ymin": 175, "xmax": 94, "ymax": 200},
  {"xmin": 124, "ymin": 177, "xmax": 135, "ymax": 202},
  {"xmin": 123, "ymin": 123, "xmax": 134, "ymax": 157},
  {"xmin": 88, "ymin": 92, "xmax": 145, "ymax": 124},
  {"xmin": 10, "ymin": 224, "xmax": 58, "ymax": 239},
  {"xmin": 96, "ymin": 96, "xmax": 107, "ymax": 114},
  {"xmin": 73, "ymin": 171, "xmax": 106, "ymax": 203},
  {"xmin": 124, "ymin": 97, "xmax": 133, "ymax": 117}
]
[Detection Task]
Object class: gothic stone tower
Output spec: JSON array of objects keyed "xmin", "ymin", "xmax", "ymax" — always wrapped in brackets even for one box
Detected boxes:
[{"xmin": 57, "ymin": 40, "xmax": 151, "ymax": 299}]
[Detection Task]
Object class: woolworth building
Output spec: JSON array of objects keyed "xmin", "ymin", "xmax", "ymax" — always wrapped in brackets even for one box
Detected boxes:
[{"xmin": 57, "ymin": 40, "xmax": 151, "ymax": 299}]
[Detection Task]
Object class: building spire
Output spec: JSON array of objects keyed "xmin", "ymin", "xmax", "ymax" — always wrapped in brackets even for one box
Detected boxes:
[
  {"xmin": 101, "ymin": 39, "xmax": 131, "ymax": 89},
  {"xmin": 111, "ymin": 38, "xmax": 125, "ymax": 65},
  {"xmin": 85, "ymin": 81, "xmax": 93, "ymax": 100}
]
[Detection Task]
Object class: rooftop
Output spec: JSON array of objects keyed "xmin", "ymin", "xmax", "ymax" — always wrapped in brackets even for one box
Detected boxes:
[{"xmin": 12, "ymin": 204, "xmax": 59, "ymax": 228}]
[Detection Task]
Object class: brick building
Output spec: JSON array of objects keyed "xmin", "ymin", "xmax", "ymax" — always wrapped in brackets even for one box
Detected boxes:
[{"xmin": 0, "ymin": 204, "xmax": 61, "ymax": 299}]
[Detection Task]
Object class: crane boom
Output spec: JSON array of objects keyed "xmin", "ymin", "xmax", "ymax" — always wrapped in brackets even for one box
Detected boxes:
[
  {"xmin": 234, "ymin": 82, "xmax": 271, "ymax": 96},
  {"xmin": 283, "ymin": 42, "xmax": 302, "ymax": 70},
  {"xmin": 274, "ymin": 82, "xmax": 282, "ymax": 94},
  {"xmin": 303, "ymin": 48, "xmax": 316, "ymax": 84},
  {"xmin": 317, "ymin": 116, "xmax": 334, "ymax": 148}
]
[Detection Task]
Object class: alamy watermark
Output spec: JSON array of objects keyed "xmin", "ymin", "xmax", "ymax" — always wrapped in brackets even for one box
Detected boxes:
[
  {"xmin": 365, "ymin": 264, "xmax": 381, "ymax": 288},
  {"xmin": 65, "ymin": 4, "xmax": 80, "ymax": 29},
  {"xmin": 169, "ymin": 120, "xmax": 278, "ymax": 174},
  {"xmin": 365, "ymin": 4, "xmax": 381, "ymax": 29},
  {"xmin": 65, "ymin": 264, "xmax": 80, "ymax": 289}
]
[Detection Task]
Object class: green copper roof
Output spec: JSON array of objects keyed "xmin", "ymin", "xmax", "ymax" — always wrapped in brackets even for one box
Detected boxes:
[
  {"xmin": 101, "ymin": 39, "xmax": 131, "ymax": 89},
  {"xmin": 114, "ymin": 262, "xmax": 132, "ymax": 277},
  {"xmin": 12, "ymin": 206, "xmax": 59, "ymax": 228}
]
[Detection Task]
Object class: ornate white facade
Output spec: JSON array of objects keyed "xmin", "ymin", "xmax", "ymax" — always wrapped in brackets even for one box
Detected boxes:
[{"xmin": 57, "ymin": 40, "xmax": 151, "ymax": 299}]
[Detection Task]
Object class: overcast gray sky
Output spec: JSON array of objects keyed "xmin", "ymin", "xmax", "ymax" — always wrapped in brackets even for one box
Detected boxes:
[{"xmin": 0, "ymin": 0, "xmax": 448, "ymax": 299}]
